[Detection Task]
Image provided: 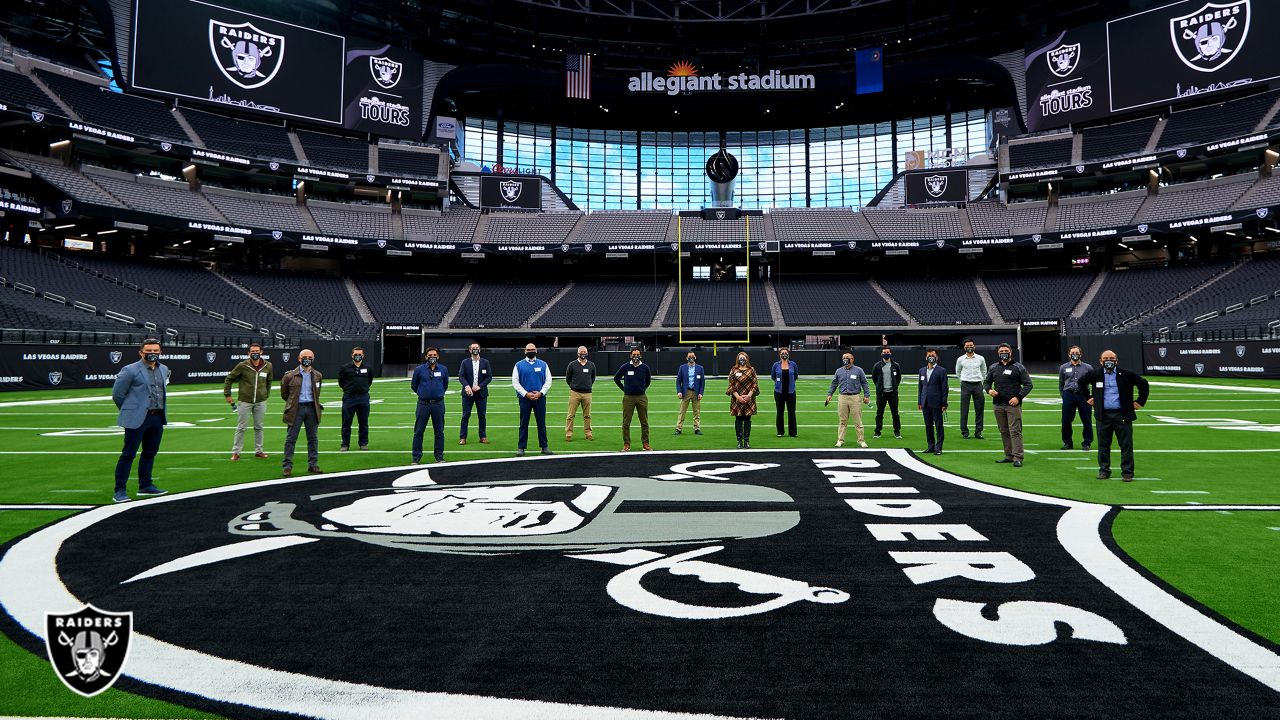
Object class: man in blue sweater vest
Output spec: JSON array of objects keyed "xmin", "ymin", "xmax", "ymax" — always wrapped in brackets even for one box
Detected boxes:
[
  {"xmin": 614, "ymin": 348, "xmax": 653, "ymax": 451},
  {"xmin": 410, "ymin": 348, "xmax": 448, "ymax": 464},
  {"xmin": 512, "ymin": 342, "xmax": 554, "ymax": 457}
]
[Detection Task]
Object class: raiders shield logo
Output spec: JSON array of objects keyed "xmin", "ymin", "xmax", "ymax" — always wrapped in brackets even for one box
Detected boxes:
[
  {"xmin": 282, "ymin": 352, "xmax": 291, "ymax": 363},
  {"xmin": 1047, "ymin": 43, "xmax": 1081, "ymax": 78},
  {"xmin": 377, "ymin": 239, "xmax": 387, "ymax": 249},
  {"xmin": 1158, "ymin": 347, "xmax": 1168, "ymax": 358},
  {"xmin": 935, "ymin": 239, "xmax": 947, "ymax": 249},
  {"xmin": 1170, "ymin": 0, "xmax": 1250, "ymax": 73},
  {"xmin": 1075, "ymin": 165, "xmax": 1086, "ymax": 174},
  {"xmin": 715, "ymin": 210, "xmax": 726, "ymax": 220},
  {"xmin": 561, "ymin": 244, "xmax": 570, "ymax": 253},
  {"xmin": 584, "ymin": 243, "xmax": 593, "ymax": 252},
  {"xmin": 160, "ymin": 142, "xmax": 173, "ymax": 152},
  {"xmin": 1138, "ymin": 224, "xmax": 1149, "ymax": 234},
  {"xmin": 210, "ymin": 20, "xmax": 285, "ymax": 89},
  {"xmin": 1257, "ymin": 208, "xmax": 1269, "ymax": 219},
  {"xmin": 366, "ymin": 175, "xmax": 375, "ymax": 183},
  {"xmin": 1236, "ymin": 345, "xmax": 1247, "ymax": 358},
  {"xmin": 109, "ymin": 351, "xmax": 123, "ymax": 364},
  {"xmin": 271, "ymin": 231, "xmax": 283, "ymax": 240},
  {"xmin": 61, "ymin": 200, "xmax": 73, "ymax": 215},
  {"xmin": 1176, "ymin": 148, "xmax": 1188, "ymax": 158},
  {"xmin": 1195, "ymin": 363, "xmax": 1205, "ymax": 374},
  {"xmin": 206, "ymin": 352, "xmax": 217, "ymax": 364},
  {"xmin": 1032, "ymin": 234, "xmax": 1042, "ymax": 243},
  {"xmin": 44, "ymin": 605, "xmax": 132, "ymax": 697},
  {"xmin": 47, "ymin": 372, "xmax": 62, "ymax": 386},
  {"xmin": 472, "ymin": 243, "xmax": 482, "ymax": 252},
  {"xmin": 31, "ymin": 111, "xmax": 44, "ymax": 123},
  {"xmin": 924, "ymin": 174, "xmax": 947, "ymax": 198},
  {"xmin": 671, "ymin": 242, "xmax": 678, "ymax": 251},
  {"xmin": 499, "ymin": 180, "xmax": 522, "ymax": 203},
  {"xmin": 268, "ymin": 162, "xmax": 280, "ymax": 171},
  {"xmin": 370, "ymin": 56, "xmax": 403, "ymax": 90},
  {"xmin": 848, "ymin": 241, "xmax": 857, "ymax": 249}
]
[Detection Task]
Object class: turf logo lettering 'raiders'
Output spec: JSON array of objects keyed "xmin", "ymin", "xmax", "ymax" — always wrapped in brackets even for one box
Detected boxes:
[
  {"xmin": 1, "ymin": 450, "xmax": 1278, "ymax": 718},
  {"xmin": 209, "ymin": 20, "xmax": 284, "ymax": 89},
  {"xmin": 44, "ymin": 605, "xmax": 132, "ymax": 697},
  {"xmin": 1170, "ymin": 0, "xmax": 1250, "ymax": 73}
]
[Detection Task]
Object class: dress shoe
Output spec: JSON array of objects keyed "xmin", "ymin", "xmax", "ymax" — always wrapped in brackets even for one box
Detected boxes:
[
  {"xmin": 873, "ymin": 433, "xmax": 882, "ymax": 439},
  {"xmin": 1082, "ymin": 444, "xmax": 1091, "ymax": 451},
  {"xmin": 282, "ymin": 467, "xmax": 293, "ymax": 477},
  {"xmin": 586, "ymin": 435, "xmax": 595, "ymax": 441},
  {"xmin": 255, "ymin": 451, "xmax": 269, "ymax": 458},
  {"xmin": 694, "ymin": 429, "xmax": 702, "ymax": 435},
  {"xmin": 743, "ymin": 441, "xmax": 751, "ymax": 449},
  {"xmin": 565, "ymin": 436, "xmax": 572, "ymax": 442},
  {"xmin": 858, "ymin": 441, "xmax": 868, "ymax": 448},
  {"xmin": 459, "ymin": 438, "xmax": 467, "ymax": 445},
  {"xmin": 308, "ymin": 466, "xmax": 323, "ymax": 474},
  {"xmin": 674, "ymin": 428, "xmax": 682, "ymax": 435},
  {"xmin": 479, "ymin": 438, "xmax": 490, "ymax": 444},
  {"xmin": 1097, "ymin": 472, "xmax": 1111, "ymax": 480},
  {"xmin": 230, "ymin": 453, "xmax": 240, "ymax": 461},
  {"xmin": 411, "ymin": 460, "xmax": 421, "ymax": 466},
  {"xmin": 1060, "ymin": 443, "xmax": 1073, "ymax": 450},
  {"xmin": 339, "ymin": 445, "xmax": 349, "ymax": 452},
  {"xmin": 996, "ymin": 457, "xmax": 1014, "ymax": 464},
  {"xmin": 974, "ymin": 434, "xmax": 983, "ymax": 440},
  {"xmin": 961, "ymin": 434, "xmax": 969, "ymax": 440},
  {"xmin": 622, "ymin": 443, "xmax": 631, "ymax": 451},
  {"xmin": 1012, "ymin": 460, "xmax": 1023, "ymax": 468},
  {"xmin": 642, "ymin": 443, "xmax": 652, "ymax": 451},
  {"xmin": 934, "ymin": 450, "xmax": 943, "ymax": 455},
  {"xmin": 1122, "ymin": 474, "xmax": 1134, "ymax": 482}
]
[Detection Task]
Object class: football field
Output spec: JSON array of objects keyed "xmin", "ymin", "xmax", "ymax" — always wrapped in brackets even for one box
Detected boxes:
[{"xmin": 1, "ymin": 373, "xmax": 1278, "ymax": 717}]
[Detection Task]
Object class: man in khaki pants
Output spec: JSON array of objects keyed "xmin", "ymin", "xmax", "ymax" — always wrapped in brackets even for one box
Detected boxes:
[
  {"xmin": 223, "ymin": 342, "xmax": 272, "ymax": 461},
  {"xmin": 674, "ymin": 350, "xmax": 705, "ymax": 435},
  {"xmin": 826, "ymin": 352, "xmax": 870, "ymax": 447},
  {"xmin": 564, "ymin": 346, "xmax": 597, "ymax": 441}
]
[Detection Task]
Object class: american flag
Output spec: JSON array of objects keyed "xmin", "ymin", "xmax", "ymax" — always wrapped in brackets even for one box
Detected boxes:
[{"xmin": 566, "ymin": 53, "xmax": 591, "ymax": 99}]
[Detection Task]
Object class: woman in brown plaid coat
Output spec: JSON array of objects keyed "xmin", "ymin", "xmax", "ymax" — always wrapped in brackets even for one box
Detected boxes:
[{"xmin": 726, "ymin": 351, "xmax": 760, "ymax": 449}]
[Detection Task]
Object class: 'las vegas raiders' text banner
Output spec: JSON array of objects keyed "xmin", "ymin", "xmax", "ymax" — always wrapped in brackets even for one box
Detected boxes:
[
  {"xmin": 1107, "ymin": 0, "xmax": 1280, "ymax": 113},
  {"xmin": 1145, "ymin": 339, "xmax": 1280, "ymax": 379},
  {"xmin": 479, "ymin": 176, "xmax": 542, "ymax": 210},
  {"xmin": 342, "ymin": 38, "xmax": 424, "ymax": 141},
  {"xmin": 130, "ymin": 0, "xmax": 346, "ymax": 125},
  {"xmin": 1024, "ymin": 22, "xmax": 1111, "ymax": 132},
  {"xmin": 904, "ymin": 169, "xmax": 968, "ymax": 205}
]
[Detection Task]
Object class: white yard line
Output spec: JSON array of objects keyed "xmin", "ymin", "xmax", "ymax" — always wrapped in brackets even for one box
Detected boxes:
[
  {"xmin": 0, "ymin": 504, "xmax": 92, "ymax": 510},
  {"xmin": 1124, "ymin": 505, "xmax": 1280, "ymax": 511},
  {"xmin": 1151, "ymin": 490, "xmax": 1209, "ymax": 494}
]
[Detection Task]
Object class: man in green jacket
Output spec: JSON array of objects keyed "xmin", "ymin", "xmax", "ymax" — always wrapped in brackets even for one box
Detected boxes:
[{"xmin": 223, "ymin": 342, "xmax": 273, "ymax": 461}]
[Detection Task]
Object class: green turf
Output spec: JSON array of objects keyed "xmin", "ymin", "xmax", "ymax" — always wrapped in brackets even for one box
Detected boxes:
[{"xmin": 1, "ymin": 372, "xmax": 1277, "ymax": 715}]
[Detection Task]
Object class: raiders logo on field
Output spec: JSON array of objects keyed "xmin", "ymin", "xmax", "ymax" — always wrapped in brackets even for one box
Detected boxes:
[
  {"xmin": 1, "ymin": 451, "xmax": 1277, "ymax": 718},
  {"xmin": 44, "ymin": 605, "xmax": 132, "ymax": 697},
  {"xmin": 210, "ymin": 20, "xmax": 285, "ymax": 90},
  {"xmin": 1170, "ymin": 0, "xmax": 1250, "ymax": 73}
]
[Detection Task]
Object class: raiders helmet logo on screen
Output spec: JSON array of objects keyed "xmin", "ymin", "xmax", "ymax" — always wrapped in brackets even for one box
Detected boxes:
[
  {"xmin": 210, "ymin": 20, "xmax": 285, "ymax": 90},
  {"xmin": 1047, "ymin": 43, "xmax": 1081, "ymax": 78},
  {"xmin": 1170, "ymin": 0, "xmax": 1250, "ymax": 73},
  {"xmin": 925, "ymin": 174, "xmax": 948, "ymax": 197},
  {"xmin": 499, "ymin": 180, "xmax": 523, "ymax": 203},
  {"xmin": 370, "ymin": 56, "xmax": 403, "ymax": 89}
]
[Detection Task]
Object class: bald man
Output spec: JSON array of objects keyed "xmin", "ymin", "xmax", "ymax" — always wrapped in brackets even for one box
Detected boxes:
[
  {"xmin": 513, "ymin": 343, "xmax": 553, "ymax": 456},
  {"xmin": 280, "ymin": 348, "xmax": 323, "ymax": 477}
]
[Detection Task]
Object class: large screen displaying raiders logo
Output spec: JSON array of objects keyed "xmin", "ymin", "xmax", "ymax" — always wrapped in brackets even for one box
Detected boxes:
[
  {"xmin": 2, "ymin": 450, "xmax": 1277, "ymax": 718},
  {"xmin": 1023, "ymin": 21, "xmax": 1112, "ymax": 132},
  {"xmin": 130, "ymin": 0, "xmax": 423, "ymax": 139},
  {"xmin": 903, "ymin": 168, "xmax": 968, "ymax": 205},
  {"xmin": 479, "ymin": 175, "xmax": 543, "ymax": 210}
]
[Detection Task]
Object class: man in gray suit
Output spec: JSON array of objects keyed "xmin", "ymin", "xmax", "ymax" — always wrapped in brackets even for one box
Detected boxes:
[{"xmin": 110, "ymin": 337, "xmax": 170, "ymax": 503}]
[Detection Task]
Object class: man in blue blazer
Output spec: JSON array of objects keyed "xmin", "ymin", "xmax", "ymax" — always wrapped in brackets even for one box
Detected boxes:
[
  {"xmin": 917, "ymin": 349, "xmax": 949, "ymax": 455},
  {"xmin": 456, "ymin": 342, "xmax": 491, "ymax": 445},
  {"xmin": 110, "ymin": 338, "xmax": 170, "ymax": 503},
  {"xmin": 674, "ymin": 350, "xmax": 705, "ymax": 435}
]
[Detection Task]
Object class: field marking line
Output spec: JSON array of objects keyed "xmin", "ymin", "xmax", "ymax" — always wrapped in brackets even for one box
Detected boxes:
[
  {"xmin": 0, "ymin": 377, "xmax": 411, "ymax": 408},
  {"xmin": 0, "ymin": 504, "xmax": 93, "ymax": 510},
  {"xmin": 1124, "ymin": 506, "xmax": 1280, "ymax": 511},
  {"xmin": 1151, "ymin": 490, "xmax": 1209, "ymax": 494}
]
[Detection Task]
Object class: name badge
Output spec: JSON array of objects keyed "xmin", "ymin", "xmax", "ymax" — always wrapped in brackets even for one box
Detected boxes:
[
  {"xmin": 481, "ymin": 369, "xmax": 487, "ymax": 374},
  {"xmin": 920, "ymin": 375, "xmax": 926, "ymax": 381},
  {"xmin": 534, "ymin": 367, "xmax": 543, "ymax": 372},
  {"xmin": 359, "ymin": 368, "xmax": 367, "ymax": 374},
  {"xmin": 736, "ymin": 372, "xmax": 743, "ymax": 377},
  {"xmin": 1003, "ymin": 369, "xmax": 1013, "ymax": 375},
  {"xmin": 627, "ymin": 370, "xmax": 635, "ymax": 376},
  {"xmin": 1096, "ymin": 382, "xmax": 1104, "ymax": 388},
  {"xmin": 433, "ymin": 372, "xmax": 441, "ymax": 377},
  {"xmin": 696, "ymin": 375, "xmax": 702, "ymax": 379},
  {"xmin": 259, "ymin": 371, "xmax": 267, "ymax": 377}
]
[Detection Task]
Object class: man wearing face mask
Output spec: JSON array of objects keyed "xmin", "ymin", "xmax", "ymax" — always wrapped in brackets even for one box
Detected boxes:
[
  {"xmin": 457, "ymin": 342, "xmax": 491, "ymax": 445},
  {"xmin": 411, "ymin": 348, "xmax": 449, "ymax": 465},
  {"xmin": 826, "ymin": 352, "xmax": 870, "ymax": 448},
  {"xmin": 771, "ymin": 348, "xmax": 800, "ymax": 437},
  {"xmin": 280, "ymin": 349, "xmax": 323, "ymax": 477},
  {"xmin": 870, "ymin": 346, "xmax": 903, "ymax": 440},
  {"xmin": 337, "ymin": 346, "xmax": 373, "ymax": 452},
  {"xmin": 1078, "ymin": 350, "xmax": 1149, "ymax": 482},
  {"xmin": 1058, "ymin": 345, "xmax": 1094, "ymax": 451},
  {"xmin": 512, "ymin": 343, "xmax": 553, "ymax": 457},
  {"xmin": 955, "ymin": 339, "xmax": 987, "ymax": 440},
  {"xmin": 110, "ymin": 338, "xmax": 170, "ymax": 502},
  {"xmin": 917, "ymin": 349, "xmax": 949, "ymax": 455},
  {"xmin": 564, "ymin": 346, "xmax": 596, "ymax": 442},
  {"xmin": 614, "ymin": 348, "xmax": 653, "ymax": 451},
  {"xmin": 675, "ymin": 350, "xmax": 705, "ymax": 436},
  {"xmin": 984, "ymin": 343, "xmax": 1034, "ymax": 467},
  {"xmin": 223, "ymin": 341, "xmax": 272, "ymax": 461}
]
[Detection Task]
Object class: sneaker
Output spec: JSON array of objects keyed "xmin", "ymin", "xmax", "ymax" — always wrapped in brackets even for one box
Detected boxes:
[
  {"xmin": 516, "ymin": 449, "xmax": 525, "ymax": 457},
  {"xmin": 339, "ymin": 446, "xmax": 349, "ymax": 453},
  {"xmin": 694, "ymin": 429, "xmax": 702, "ymax": 436},
  {"xmin": 674, "ymin": 428, "xmax": 682, "ymax": 435},
  {"xmin": 231, "ymin": 453, "xmax": 240, "ymax": 461},
  {"xmin": 358, "ymin": 445, "xmax": 367, "ymax": 451},
  {"xmin": 894, "ymin": 434, "xmax": 903, "ymax": 439},
  {"xmin": 873, "ymin": 434, "xmax": 882, "ymax": 439},
  {"xmin": 112, "ymin": 491, "xmax": 131, "ymax": 503},
  {"xmin": 137, "ymin": 485, "xmax": 167, "ymax": 497},
  {"xmin": 974, "ymin": 434, "xmax": 984, "ymax": 440},
  {"xmin": 777, "ymin": 433, "xmax": 784, "ymax": 437},
  {"xmin": 858, "ymin": 441, "xmax": 869, "ymax": 448},
  {"xmin": 835, "ymin": 441, "xmax": 844, "ymax": 448},
  {"xmin": 254, "ymin": 451, "xmax": 269, "ymax": 458},
  {"xmin": 541, "ymin": 448, "xmax": 554, "ymax": 455},
  {"xmin": 934, "ymin": 450, "xmax": 943, "ymax": 456}
]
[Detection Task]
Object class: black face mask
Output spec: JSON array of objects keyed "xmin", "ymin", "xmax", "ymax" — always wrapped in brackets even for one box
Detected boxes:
[
  {"xmin": 352, "ymin": 354, "xmax": 363, "ymax": 363},
  {"xmin": 882, "ymin": 354, "xmax": 891, "ymax": 361},
  {"xmin": 738, "ymin": 358, "xmax": 747, "ymax": 366},
  {"xmin": 687, "ymin": 357, "xmax": 696, "ymax": 364},
  {"xmin": 249, "ymin": 352, "xmax": 261, "ymax": 361},
  {"xmin": 427, "ymin": 357, "xmax": 438, "ymax": 365},
  {"xmin": 844, "ymin": 358, "xmax": 852, "ymax": 366},
  {"xmin": 631, "ymin": 356, "xmax": 642, "ymax": 364},
  {"xmin": 300, "ymin": 358, "xmax": 313, "ymax": 367},
  {"xmin": 1070, "ymin": 353, "xmax": 1081, "ymax": 361},
  {"xmin": 1103, "ymin": 360, "xmax": 1117, "ymax": 371},
  {"xmin": 926, "ymin": 357, "xmax": 937, "ymax": 365},
  {"xmin": 965, "ymin": 347, "xmax": 975, "ymax": 354},
  {"xmin": 471, "ymin": 348, "xmax": 480, "ymax": 356},
  {"xmin": 999, "ymin": 353, "xmax": 1011, "ymax": 362},
  {"xmin": 526, "ymin": 352, "xmax": 537, "ymax": 360},
  {"xmin": 144, "ymin": 352, "xmax": 160, "ymax": 363}
]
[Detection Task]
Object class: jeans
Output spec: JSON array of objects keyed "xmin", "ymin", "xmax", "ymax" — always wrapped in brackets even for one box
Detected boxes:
[
  {"xmin": 413, "ymin": 399, "xmax": 445, "ymax": 461},
  {"xmin": 1061, "ymin": 390, "xmax": 1094, "ymax": 446},
  {"xmin": 518, "ymin": 395, "xmax": 549, "ymax": 450},
  {"xmin": 341, "ymin": 396, "xmax": 370, "ymax": 448},
  {"xmin": 115, "ymin": 412, "xmax": 164, "ymax": 492},
  {"xmin": 875, "ymin": 392, "xmax": 901, "ymax": 435},
  {"xmin": 460, "ymin": 391, "xmax": 487, "ymax": 440},
  {"xmin": 283, "ymin": 402, "xmax": 319, "ymax": 470}
]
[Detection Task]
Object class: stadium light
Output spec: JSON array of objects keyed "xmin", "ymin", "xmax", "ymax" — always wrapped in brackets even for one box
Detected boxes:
[
  {"xmin": 54, "ymin": 224, "xmax": 75, "ymax": 230},
  {"xmin": 97, "ymin": 229, "xmax": 118, "ymax": 235},
  {"xmin": 49, "ymin": 140, "xmax": 70, "ymax": 150}
]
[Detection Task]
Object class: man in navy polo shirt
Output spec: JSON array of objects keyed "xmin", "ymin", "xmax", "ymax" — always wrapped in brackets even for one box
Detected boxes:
[
  {"xmin": 410, "ymin": 348, "xmax": 449, "ymax": 464},
  {"xmin": 513, "ymin": 342, "xmax": 554, "ymax": 457}
]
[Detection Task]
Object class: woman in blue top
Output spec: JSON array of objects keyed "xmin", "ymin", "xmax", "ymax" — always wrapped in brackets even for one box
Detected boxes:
[{"xmin": 771, "ymin": 348, "xmax": 799, "ymax": 437}]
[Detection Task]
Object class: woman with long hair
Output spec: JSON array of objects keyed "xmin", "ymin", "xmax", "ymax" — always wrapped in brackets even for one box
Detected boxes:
[{"xmin": 726, "ymin": 351, "xmax": 760, "ymax": 449}]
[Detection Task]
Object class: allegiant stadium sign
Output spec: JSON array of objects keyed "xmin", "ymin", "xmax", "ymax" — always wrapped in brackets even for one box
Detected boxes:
[{"xmin": 628, "ymin": 62, "xmax": 816, "ymax": 94}]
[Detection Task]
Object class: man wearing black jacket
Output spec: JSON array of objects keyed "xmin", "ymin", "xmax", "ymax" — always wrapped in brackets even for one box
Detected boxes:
[
  {"xmin": 614, "ymin": 348, "xmax": 653, "ymax": 451},
  {"xmin": 870, "ymin": 347, "xmax": 903, "ymax": 440},
  {"xmin": 336, "ymin": 346, "xmax": 373, "ymax": 452},
  {"xmin": 984, "ymin": 343, "xmax": 1034, "ymax": 467},
  {"xmin": 1078, "ymin": 349, "xmax": 1150, "ymax": 482}
]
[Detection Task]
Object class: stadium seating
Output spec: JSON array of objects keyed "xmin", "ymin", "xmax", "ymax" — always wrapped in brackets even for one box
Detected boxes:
[
  {"xmin": 378, "ymin": 146, "xmax": 440, "ymax": 177},
  {"xmin": 533, "ymin": 280, "xmax": 667, "ymax": 328},
  {"xmin": 1143, "ymin": 174, "xmax": 1256, "ymax": 223},
  {"xmin": 308, "ymin": 201, "xmax": 395, "ymax": 239},
  {"xmin": 769, "ymin": 208, "xmax": 877, "ymax": 242},
  {"xmin": 1008, "ymin": 137, "xmax": 1072, "ymax": 169},
  {"xmin": 1138, "ymin": 256, "xmax": 1280, "ymax": 331},
  {"xmin": 1056, "ymin": 191, "xmax": 1145, "ymax": 231},
  {"xmin": 403, "ymin": 207, "xmax": 480, "ymax": 243},
  {"xmin": 878, "ymin": 277, "xmax": 990, "ymax": 324},
  {"xmin": 184, "ymin": 110, "xmax": 298, "ymax": 162},
  {"xmin": 296, "ymin": 131, "xmax": 370, "ymax": 172},
  {"xmin": 1080, "ymin": 117, "xmax": 1158, "ymax": 161},
  {"xmin": 354, "ymin": 275, "xmax": 466, "ymax": 326},
  {"xmin": 1157, "ymin": 90, "xmax": 1280, "ymax": 149},
  {"xmin": 1071, "ymin": 262, "xmax": 1233, "ymax": 330},
  {"xmin": 10, "ymin": 154, "xmax": 125, "ymax": 208},
  {"xmin": 482, "ymin": 212, "xmax": 582, "ymax": 244},
  {"xmin": 35, "ymin": 69, "xmax": 190, "ymax": 142},
  {"xmin": 966, "ymin": 201, "xmax": 1048, "ymax": 236},
  {"xmin": 674, "ymin": 216, "xmax": 753, "ymax": 243},
  {"xmin": 81, "ymin": 166, "xmax": 218, "ymax": 222},
  {"xmin": 773, "ymin": 278, "xmax": 905, "ymax": 326},
  {"xmin": 862, "ymin": 206, "xmax": 964, "ymax": 241},
  {"xmin": 983, "ymin": 270, "xmax": 1096, "ymax": 321},
  {"xmin": 662, "ymin": 281, "xmax": 773, "ymax": 328},
  {"xmin": 1236, "ymin": 173, "xmax": 1280, "ymax": 208},
  {"xmin": 227, "ymin": 270, "xmax": 374, "ymax": 337},
  {"xmin": 452, "ymin": 281, "xmax": 567, "ymax": 328},
  {"xmin": 0, "ymin": 67, "xmax": 60, "ymax": 112},
  {"xmin": 204, "ymin": 188, "xmax": 313, "ymax": 232},
  {"xmin": 576, "ymin": 211, "xmax": 672, "ymax": 245}
]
